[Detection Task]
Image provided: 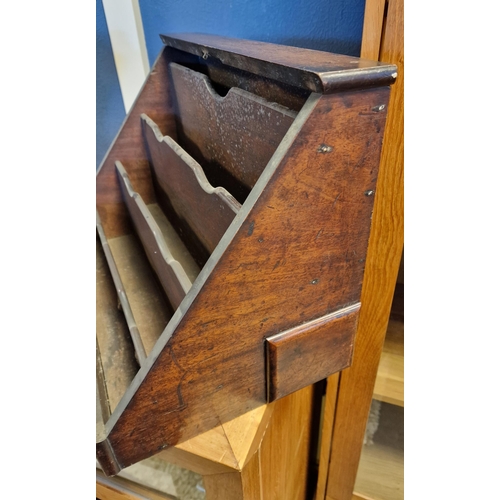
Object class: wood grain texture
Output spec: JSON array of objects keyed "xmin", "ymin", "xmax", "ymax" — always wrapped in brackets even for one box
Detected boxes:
[
  {"xmin": 170, "ymin": 62, "xmax": 296, "ymax": 197},
  {"xmin": 202, "ymin": 384, "xmax": 314, "ymax": 499},
  {"xmin": 142, "ymin": 113, "xmax": 241, "ymax": 254},
  {"xmin": 266, "ymin": 304, "xmax": 359, "ymax": 401},
  {"xmin": 325, "ymin": 0, "xmax": 404, "ymax": 497},
  {"xmin": 315, "ymin": 373, "xmax": 340, "ymax": 500},
  {"xmin": 97, "ymin": 49, "xmax": 177, "ymax": 238},
  {"xmin": 360, "ymin": 0, "xmax": 386, "ymax": 60},
  {"xmin": 258, "ymin": 384, "xmax": 315, "ymax": 500},
  {"xmin": 373, "ymin": 319, "xmax": 404, "ymax": 407},
  {"xmin": 161, "ymin": 34, "xmax": 397, "ymax": 93},
  {"xmin": 97, "ymin": 213, "xmax": 147, "ymax": 366},
  {"xmin": 107, "ymin": 234, "xmax": 173, "ymax": 357},
  {"xmin": 158, "ymin": 403, "xmax": 273, "ymax": 476},
  {"xmin": 96, "ymin": 237, "xmax": 138, "ymax": 414},
  {"xmin": 116, "ymin": 161, "xmax": 195, "ymax": 309},
  {"xmin": 97, "ymin": 470, "xmax": 175, "ymax": 500},
  {"xmin": 98, "ymin": 86, "xmax": 390, "ymax": 474}
]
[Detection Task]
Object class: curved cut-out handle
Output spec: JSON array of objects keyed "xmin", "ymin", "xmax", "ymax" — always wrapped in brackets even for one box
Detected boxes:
[
  {"xmin": 142, "ymin": 113, "xmax": 241, "ymax": 254},
  {"xmin": 169, "ymin": 62, "xmax": 297, "ymax": 191}
]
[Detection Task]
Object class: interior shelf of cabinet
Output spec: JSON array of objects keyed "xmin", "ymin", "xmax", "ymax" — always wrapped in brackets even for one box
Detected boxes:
[
  {"xmin": 372, "ymin": 319, "xmax": 404, "ymax": 407},
  {"xmin": 354, "ymin": 403, "xmax": 404, "ymax": 500},
  {"xmin": 372, "ymin": 283, "xmax": 404, "ymax": 407}
]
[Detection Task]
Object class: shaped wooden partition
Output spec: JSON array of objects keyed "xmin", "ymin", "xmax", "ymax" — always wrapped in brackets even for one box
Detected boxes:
[{"xmin": 96, "ymin": 33, "xmax": 397, "ymax": 476}]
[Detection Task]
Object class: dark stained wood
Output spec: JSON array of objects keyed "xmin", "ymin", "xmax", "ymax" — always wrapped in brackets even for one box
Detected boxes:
[
  {"xmin": 169, "ymin": 63, "xmax": 296, "ymax": 196},
  {"xmin": 97, "ymin": 84, "xmax": 391, "ymax": 474},
  {"xmin": 266, "ymin": 304, "xmax": 360, "ymax": 402},
  {"xmin": 96, "ymin": 49, "xmax": 177, "ymax": 238},
  {"xmin": 161, "ymin": 33, "xmax": 398, "ymax": 94},
  {"xmin": 142, "ymin": 113, "xmax": 241, "ymax": 254},
  {"xmin": 97, "ymin": 213, "xmax": 147, "ymax": 366},
  {"xmin": 116, "ymin": 161, "xmax": 195, "ymax": 310}
]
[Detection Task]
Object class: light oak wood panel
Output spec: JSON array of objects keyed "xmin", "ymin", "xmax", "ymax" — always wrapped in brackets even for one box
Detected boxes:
[
  {"xmin": 158, "ymin": 404, "xmax": 273, "ymax": 476},
  {"xmin": 360, "ymin": 0, "xmax": 386, "ymax": 60},
  {"xmin": 373, "ymin": 319, "xmax": 404, "ymax": 406}
]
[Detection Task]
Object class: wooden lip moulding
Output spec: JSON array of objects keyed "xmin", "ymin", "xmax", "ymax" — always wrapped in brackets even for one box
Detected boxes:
[{"xmin": 96, "ymin": 33, "xmax": 397, "ymax": 476}]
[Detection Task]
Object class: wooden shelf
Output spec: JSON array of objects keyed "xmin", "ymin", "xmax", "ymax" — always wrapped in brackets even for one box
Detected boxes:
[
  {"xmin": 373, "ymin": 319, "xmax": 404, "ymax": 407},
  {"xmin": 354, "ymin": 404, "xmax": 403, "ymax": 500}
]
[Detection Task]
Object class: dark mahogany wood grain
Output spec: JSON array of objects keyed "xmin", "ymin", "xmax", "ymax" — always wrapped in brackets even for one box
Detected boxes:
[
  {"xmin": 266, "ymin": 303, "xmax": 360, "ymax": 402},
  {"xmin": 116, "ymin": 161, "xmax": 193, "ymax": 310},
  {"xmin": 142, "ymin": 113, "xmax": 240, "ymax": 254},
  {"xmin": 96, "ymin": 49, "xmax": 177, "ymax": 238},
  {"xmin": 169, "ymin": 63, "xmax": 296, "ymax": 198},
  {"xmin": 97, "ymin": 85, "xmax": 391, "ymax": 474},
  {"xmin": 161, "ymin": 33, "xmax": 398, "ymax": 93}
]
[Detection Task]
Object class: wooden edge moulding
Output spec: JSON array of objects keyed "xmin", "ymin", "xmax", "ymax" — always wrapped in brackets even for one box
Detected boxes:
[{"xmin": 96, "ymin": 32, "xmax": 398, "ymax": 476}]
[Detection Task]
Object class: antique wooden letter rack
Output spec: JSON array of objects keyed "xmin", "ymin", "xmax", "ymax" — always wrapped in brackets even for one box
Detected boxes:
[{"xmin": 96, "ymin": 33, "xmax": 397, "ymax": 476}]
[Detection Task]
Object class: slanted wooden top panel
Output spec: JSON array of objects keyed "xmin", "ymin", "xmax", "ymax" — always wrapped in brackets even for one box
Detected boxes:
[{"xmin": 160, "ymin": 33, "xmax": 397, "ymax": 93}]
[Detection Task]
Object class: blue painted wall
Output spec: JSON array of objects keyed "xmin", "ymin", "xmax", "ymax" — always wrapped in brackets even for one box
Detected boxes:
[
  {"xmin": 96, "ymin": 0, "xmax": 125, "ymax": 168},
  {"xmin": 139, "ymin": 0, "xmax": 366, "ymax": 67}
]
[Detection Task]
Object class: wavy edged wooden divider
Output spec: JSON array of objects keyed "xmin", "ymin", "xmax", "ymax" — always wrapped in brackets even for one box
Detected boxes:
[
  {"xmin": 116, "ymin": 161, "xmax": 199, "ymax": 310},
  {"xmin": 142, "ymin": 113, "xmax": 241, "ymax": 254},
  {"xmin": 96, "ymin": 33, "xmax": 397, "ymax": 476}
]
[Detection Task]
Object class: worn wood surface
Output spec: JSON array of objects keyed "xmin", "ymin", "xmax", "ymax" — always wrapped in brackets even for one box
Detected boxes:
[
  {"xmin": 96, "ymin": 237, "xmax": 138, "ymax": 414},
  {"xmin": 98, "ymin": 85, "xmax": 390, "ymax": 474},
  {"xmin": 142, "ymin": 113, "xmax": 241, "ymax": 254},
  {"xmin": 161, "ymin": 34, "xmax": 398, "ymax": 94},
  {"xmin": 266, "ymin": 304, "xmax": 359, "ymax": 401},
  {"xmin": 107, "ymin": 233, "xmax": 173, "ymax": 357},
  {"xmin": 170, "ymin": 62, "xmax": 296, "ymax": 198},
  {"xmin": 97, "ymin": 213, "xmax": 147, "ymax": 366},
  {"xmin": 97, "ymin": 49, "xmax": 178, "ymax": 238},
  {"xmin": 324, "ymin": 0, "xmax": 404, "ymax": 497},
  {"xmin": 116, "ymin": 161, "xmax": 195, "ymax": 310}
]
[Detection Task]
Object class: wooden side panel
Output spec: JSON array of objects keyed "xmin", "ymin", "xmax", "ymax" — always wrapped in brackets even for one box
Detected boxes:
[
  {"xmin": 266, "ymin": 304, "xmax": 359, "ymax": 401},
  {"xmin": 97, "ymin": 48, "xmax": 177, "ymax": 238},
  {"xmin": 98, "ymin": 88, "xmax": 390, "ymax": 473},
  {"xmin": 170, "ymin": 62, "xmax": 296, "ymax": 197},
  {"xmin": 142, "ymin": 113, "xmax": 241, "ymax": 254},
  {"xmin": 116, "ymin": 161, "xmax": 194, "ymax": 309},
  {"xmin": 325, "ymin": 0, "xmax": 404, "ymax": 497},
  {"xmin": 259, "ymin": 385, "xmax": 315, "ymax": 500}
]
